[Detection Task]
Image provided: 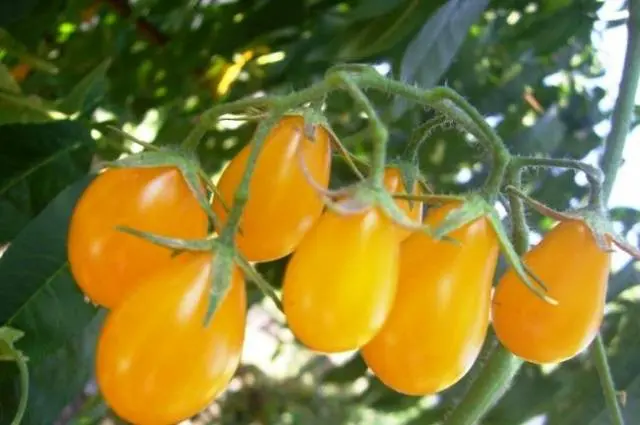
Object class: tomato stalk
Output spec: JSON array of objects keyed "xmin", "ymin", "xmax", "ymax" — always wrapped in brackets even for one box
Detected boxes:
[
  {"xmin": 441, "ymin": 149, "xmax": 531, "ymax": 425},
  {"xmin": 325, "ymin": 70, "xmax": 389, "ymax": 186},
  {"xmin": 588, "ymin": 0, "xmax": 640, "ymax": 423}
]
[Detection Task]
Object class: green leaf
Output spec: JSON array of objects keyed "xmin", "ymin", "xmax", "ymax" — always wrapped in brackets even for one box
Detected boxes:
[
  {"xmin": 0, "ymin": 120, "xmax": 95, "ymax": 242},
  {"xmin": 0, "ymin": 91, "xmax": 52, "ymax": 125},
  {"xmin": 392, "ymin": 0, "xmax": 489, "ymax": 118},
  {"xmin": 0, "ymin": 313, "xmax": 105, "ymax": 425},
  {"xmin": 0, "ymin": 0, "xmax": 39, "ymax": 27},
  {"xmin": 336, "ymin": 0, "xmax": 445, "ymax": 61},
  {"xmin": 0, "ymin": 176, "xmax": 99, "ymax": 361},
  {"xmin": 56, "ymin": 59, "xmax": 112, "ymax": 116},
  {"xmin": 0, "ymin": 29, "xmax": 58, "ymax": 74},
  {"xmin": 0, "ymin": 63, "xmax": 21, "ymax": 94},
  {"xmin": 0, "ymin": 177, "xmax": 100, "ymax": 425},
  {"xmin": 345, "ymin": 0, "xmax": 406, "ymax": 22}
]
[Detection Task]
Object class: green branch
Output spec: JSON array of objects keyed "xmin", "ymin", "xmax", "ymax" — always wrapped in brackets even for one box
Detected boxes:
[
  {"xmin": 589, "ymin": 2, "xmax": 640, "ymax": 424},
  {"xmin": 600, "ymin": 0, "xmax": 640, "ymax": 201}
]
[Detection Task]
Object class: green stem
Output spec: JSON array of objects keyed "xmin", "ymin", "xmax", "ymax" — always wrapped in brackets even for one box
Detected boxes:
[
  {"xmin": 327, "ymin": 71, "xmax": 389, "ymax": 185},
  {"xmin": 444, "ymin": 341, "xmax": 523, "ymax": 425},
  {"xmin": 592, "ymin": 336, "xmax": 625, "ymax": 425},
  {"xmin": 402, "ymin": 115, "xmax": 448, "ymax": 162},
  {"xmin": 511, "ymin": 156, "xmax": 605, "ymax": 212},
  {"xmin": 219, "ymin": 113, "xmax": 281, "ymax": 241},
  {"xmin": 587, "ymin": 2, "xmax": 640, "ymax": 424},
  {"xmin": 601, "ymin": 0, "xmax": 640, "ymax": 201},
  {"xmin": 442, "ymin": 159, "xmax": 530, "ymax": 425},
  {"xmin": 10, "ymin": 352, "xmax": 29, "ymax": 425}
]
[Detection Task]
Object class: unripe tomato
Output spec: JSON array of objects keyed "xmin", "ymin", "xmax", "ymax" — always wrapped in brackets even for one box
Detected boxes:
[
  {"xmin": 282, "ymin": 205, "xmax": 399, "ymax": 353},
  {"xmin": 492, "ymin": 219, "xmax": 610, "ymax": 364},
  {"xmin": 212, "ymin": 115, "xmax": 332, "ymax": 263},
  {"xmin": 97, "ymin": 252, "xmax": 246, "ymax": 425},
  {"xmin": 68, "ymin": 167, "xmax": 208, "ymax": 308},
  {"xmin": 362, "ymin": 203, "xmax": 498, "ymax": 395},
  {"xmin": 383, "ymin": 167, "xmax": 423, "ymax": 241}
]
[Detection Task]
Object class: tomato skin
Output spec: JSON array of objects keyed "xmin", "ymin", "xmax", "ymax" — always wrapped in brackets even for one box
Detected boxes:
[
  {"xmin": 383, "ymin": 167, "xmax": 423, "ymax": 241},
  {"xmin": 68, "ymin": 167, "xmax": 208, "ymax": 308},
  {"xmin": 361, "ymin": 203, "xmax": 498, "ymax": 395},
  {"xmin": 212, "ymin": 115, "xmax": 332, "ymax": 263},
  {"xmin": 492, "ymin": 220, "xmax": 610, "ymax": 364},
  {"xmin": 96, "ymin": 252, "xmax": 246, "ymax": 425},
  {"xmin": 282, "ymin": 205, "xmax": 399, "ymax": 353}
]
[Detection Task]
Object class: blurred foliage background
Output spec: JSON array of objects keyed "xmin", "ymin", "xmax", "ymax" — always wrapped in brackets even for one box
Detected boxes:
[{"xmin": 0, "ymin": 0, "xmax": 639, "ymax": 424}]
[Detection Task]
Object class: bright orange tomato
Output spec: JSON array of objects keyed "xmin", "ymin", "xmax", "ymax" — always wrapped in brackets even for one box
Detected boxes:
[
  {"xmin": 362, "ymin": 203, "xmax": 499, "ymax": 395},
  {"xmin": 68, "ymin": 167, "xmax": 208, "ymax": 308},
  {"xmin": 492, "ymin": 219, "xmax": 610, "ymax": 364},
  {"xmin": 212, "ymin": 115, "xmax": 332, "ymax": 263},
  {"xmin": 282, "ymin": 204, "xmax": 399, "ymax": 353},
  {"xmin": 383, "ymin": 167, "xmax": 423, "ymax": 241},
  {"xmin": 96, "ymin": 252, "xmax": 246, "ymax": 425}
]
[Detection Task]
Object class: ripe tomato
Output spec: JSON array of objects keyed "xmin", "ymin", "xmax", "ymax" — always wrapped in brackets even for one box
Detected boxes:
[
  {"xmin": 492, "ymin": 219, "xmax": 610, "ymax": 364},
  {"xmin": 282, "ymin": 204, "xmax": 399, "ymax": 353},
  {"xmin": 68, "ymin": 167, "xmax": 208, "ymax": 308},
  {"xmin": 212, "ymin": 115, "xmax": 332, "ymax": 263},
  {"xmin": 383, "ymin": 167, "xmax": 423, "ymax": 241},
  {"xmin": 362, "ymin": 203, "xmax": 499, "ymax": 395},
  {"xmin": 96, "ymin": 252, "xmax": 246, "ymax": 425}
]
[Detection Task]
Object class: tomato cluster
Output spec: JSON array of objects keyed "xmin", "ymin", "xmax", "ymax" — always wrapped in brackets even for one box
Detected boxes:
[{"xmin": 67, "ymin": 115, "xmax": 611, "ymax": 424}]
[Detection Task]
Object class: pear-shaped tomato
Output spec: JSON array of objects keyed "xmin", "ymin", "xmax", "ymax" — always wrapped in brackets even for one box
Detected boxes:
[
  {"xmin": 282, "ymin": 204, "xmax": 399, "ymax": 353},
  {"xmin": 383, "ymin": 166, "xmax": 423, "ymax": 241},
  {"xmin": 212, "ymin": 115, "xmax": 332, "ymax": 263},
  {"xmin": 362, "ymin": 203, "xmax": 499, "ymax": 395},
  {"xmin": 68, "ymin": 166, "xmax": 208, "ymax": 308},
  {"xmin": 96, "ymin": 252, "xmax": 246, "ymax": 425},
  {"xmin": 492, "ymin": 219, "xmax": 610, "ymax": 364}
]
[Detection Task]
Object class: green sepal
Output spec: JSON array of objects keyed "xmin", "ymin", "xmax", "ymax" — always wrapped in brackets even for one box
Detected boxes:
[
  {"xmin": 115, "ymin": 226, "xmax": 214, "ymax": 252},
  {"xmin": 0, "ymin": 326, "xmax": 29, "ymax": 425},
  {"xmin": 430, "ymin": 193, "xmax": 489, "ymax": 240},
  {"xmin": 204, "ymin": 246, "xmax": 234, "ymax": 326},
  {"xmin": 235, "ymin": 253, "xmax": 283, "ymax": 312},
  {"xmin": 487, "ymin": 211, "xmax": 557, "ymax": 305},
  {"xmin": 385, "ymin": 158, "xmax": 423, "ymax": 210}
]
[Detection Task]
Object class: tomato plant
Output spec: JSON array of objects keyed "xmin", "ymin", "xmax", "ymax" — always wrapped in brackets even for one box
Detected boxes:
[
  {"xmin": 67, "ymin": 167, "xmax": 209, "ymax": 308},
  {"xmin": 361, "ymin": 203, "xmax": 499, "ymax": 395},
  {"xmin": 282, "ymin": 204, "xmax": 399, "ymax": 353},
  {"xmin": 383, "ymin": 166, "xmax": 423, "ymax": 241},
  {"xmin": 492, "ymin": 219, "xmax": 611, "ymax": 364},
  {"xmin": 96, "ymin": 251, "xmax": 246, "ymax": 425},
  {"xmin": 212, "ymin": 115, "xmax": 332, "ymax": 263}
]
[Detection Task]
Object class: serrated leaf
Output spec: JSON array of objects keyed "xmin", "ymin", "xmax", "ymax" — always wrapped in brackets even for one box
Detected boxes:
[
  {"xmin": 56, "ymin": 59, "xmax": 112, "ymax": 116},
  {"xmin": 0, "ymin": 64, "xmax": 21, "ymax": 94},
  {"xmin": 0, "ymin": 120, "xmax": 95, "ymax": 242},
  {"xmin": 392, "ymin": 0, "xmax": 489, "ymax": 118}
]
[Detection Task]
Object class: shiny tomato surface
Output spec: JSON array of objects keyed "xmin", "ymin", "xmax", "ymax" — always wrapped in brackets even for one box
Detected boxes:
[
  {"xmin": 492, "ymin": 219, "xmax": 610, "ymax": 364},
  {"xmin": 68, "ymin": 167, "xmax": 208, "ymax": 308},
  {"xmin": 362, "ymin": 203, "xmax": 499, "ymax": 395},
  {"xmin": 212, "ymin": 115, "xmax": 332, "ymax": 262},
  {"xmin": 96, "ymin": 252, "xmax": 246, "ymax": 425},
  {"xmin": 282, "ymin": 204, "xmax": 399, "ymax": 353}
]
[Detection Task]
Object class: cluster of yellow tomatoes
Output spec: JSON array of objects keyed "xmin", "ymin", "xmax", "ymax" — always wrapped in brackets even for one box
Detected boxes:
[{"xmin": 67, "ymin": 115, "xmax": 611, "ymax": 425}]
